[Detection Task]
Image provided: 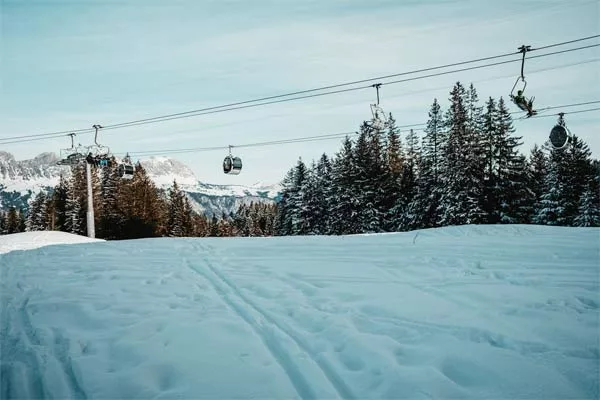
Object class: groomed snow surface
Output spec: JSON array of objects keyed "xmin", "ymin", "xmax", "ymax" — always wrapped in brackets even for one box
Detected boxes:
[
  {"xmin": 1, "ymin": 226, "xmax": 598, "ymax": 399},
  {"xmin": 0, "ymin": 231, "xmax": 103, "ymax": 255}
]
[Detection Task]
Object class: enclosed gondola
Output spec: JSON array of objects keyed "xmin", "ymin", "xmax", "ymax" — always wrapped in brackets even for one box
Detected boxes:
[
  {"xmin": 118, "ymin": 163, "xmax": 135, "ymax": 179},
  {"xmin": 549, "ymin": 113, "xmax": 571, "ymax": 150},
  {"xmin": 223, "ymin": 146, "xmax": 242, "ymax": 175},
  {"xmin": 118, "ymin": 153, "xmax": 135, "ymax": 179}
]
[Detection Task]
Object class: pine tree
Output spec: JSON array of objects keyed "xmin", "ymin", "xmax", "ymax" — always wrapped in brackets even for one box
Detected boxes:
[
  {"xmin": 26, "ymin": 192, "xmax": 48, "ymax": 231},
  {"xmin": 352, "ymin": 123, "xmax": 386, "ymax": 233},
  {"xmin": 437, "ymin": 81, "xmax": 485, "ymax": 226},
  {"xmin": 329, "ymin": 136, "xmax": 360, "ymax": 235},
  {"xmin": 494, "ymin": 97, "xmax": 534, "ymax": 223},
  {"xmin": 410, "ymin": 99, "xmax": 444, "ymax": 229},
  {"xmin": 481, "ymin": 97, "xmax": 498, "ymax": 222},
  {"xmin": 274, "ymin": 167, "xmax": 296, "ymax": 236},
  {"xmin": 119, "ymin": 163, "xmax": 167, "ymax": 238},
  {"xmin": 5, "ymin": 207, "xmax": 22, "ymax": 234},
  {"xmin": 290, "ymin": 158, "xmax": 309, "ymax": 235},
  {"xmin": 533, "ymin": 158, "xmax": 564, "ymax": 225},
  {"xmin": 574, "ymin": 183, "xmax": 600, "ymax": 227},
  {"xmin": 166, "ymin": 180, "xmax": 187, "ymax": 237},
  {"xmin": 302, "ymin": 154, "xmax": 333, "ymax": 234},
  {"xmin": 52, "ymin": 174, "xmax": 69, "ymax": 231},
  {"xmin": 561, "ymin": 135, "xmax": 595, "ymax": 225},
  {"xmin": 98, "ymin": 158, "xmax": 122, "ymax": 239},
  {"xmin": 395, "ymin": 129, "xmax": 420, "ymax": 231},
  {"xmin": 64, "ymin": 166, "xmax": 85, "ymax": 235},
  {"xmin": 381, "ymin": 114, "xmax": 404, "ymax": 231},
  {"xmin": 528, "ymin": 144, "xmax": 548, "ymax": 221},
  {"xmin": 0, "ymin": 210, "xmax": 6, "ymax": 234}
]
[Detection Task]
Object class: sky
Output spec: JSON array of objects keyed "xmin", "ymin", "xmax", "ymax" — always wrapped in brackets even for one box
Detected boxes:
[{"xmin": 1, "ymin": 0, "xmax": 598, "ymax": 187}]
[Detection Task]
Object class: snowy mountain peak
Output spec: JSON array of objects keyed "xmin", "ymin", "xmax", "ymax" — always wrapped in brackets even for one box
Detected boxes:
[
  {"xmin": 0, "ymin": 151, "xmax": 281, "ymax": 215},
  {"xmin": 138, "ymin": 156, "xmax": 198, "ymax": 187},
  {"xmin": 0, "ymin": 151, "xmax": 69, "ymax": 194}
]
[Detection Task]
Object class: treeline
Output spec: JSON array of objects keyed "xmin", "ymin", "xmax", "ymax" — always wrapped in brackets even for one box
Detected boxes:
[
  {"xmin": 0, "ymin": 161, "xmax": 277, "ymax": 238},
  {"xmin": 274, "ymin": 81, "xmax": 600, "ymax": 235},
  {"xmin": 2, "ymin": 80, "xmax": 598, "ymax": 239}
]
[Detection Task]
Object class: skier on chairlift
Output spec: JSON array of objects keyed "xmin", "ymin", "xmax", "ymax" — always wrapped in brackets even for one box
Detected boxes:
[{"xmin": 511, "ymin": 89, "xmax": 537, "ymax": 117}]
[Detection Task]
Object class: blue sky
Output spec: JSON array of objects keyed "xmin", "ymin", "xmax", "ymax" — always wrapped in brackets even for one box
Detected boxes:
[{"xmin": 1, "ymin": 0, "xmax": 598, "ymax": 186}]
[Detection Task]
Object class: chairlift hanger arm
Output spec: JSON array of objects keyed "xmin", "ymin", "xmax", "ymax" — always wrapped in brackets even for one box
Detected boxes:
[
  {"xmin": 517, "ymin": 45, "xmax": 532, "ymax": 79},
  {"xmin": 372, "ymin": 83, "xmax": 382, "ymax": 105}
]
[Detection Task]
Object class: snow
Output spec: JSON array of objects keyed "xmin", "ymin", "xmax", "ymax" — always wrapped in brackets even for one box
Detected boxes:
[
  {"xmin": 0, "ymin": 231, "xmax": 104, "ymax": 255},
  {"xmin": 1, "ymin": 225, "xmax": 598, "ymax": 399}
]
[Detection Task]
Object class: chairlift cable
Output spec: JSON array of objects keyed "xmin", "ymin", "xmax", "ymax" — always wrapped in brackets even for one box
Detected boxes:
[{"xmin": 1, "ymin": 36, "xmax": 598, "ymax": 143}]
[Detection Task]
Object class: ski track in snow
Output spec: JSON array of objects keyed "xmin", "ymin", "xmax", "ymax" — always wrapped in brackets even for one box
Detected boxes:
[
  {"xmin": 0, "ymin": 225, "xmax": 599, "ymax": 399},
  {"xmin": 186, "ymin": 242, "xmax": 355, "ymax": 399}
]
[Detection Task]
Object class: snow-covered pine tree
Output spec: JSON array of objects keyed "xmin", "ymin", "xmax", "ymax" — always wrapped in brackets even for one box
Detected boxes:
[
  {"xmin": 381, "ymin": 114, "xmax": 404, "ymax": 231},
  {"xmin": 329, "ymin": 136, "xmax": 360, "ymax": 235},
  {"xmin": 26, "ymin": 191, "xmax": 48, "ymax": 231},
  {"xmin": 98, "ymin": 157, "xmax": 122, "ymax": 239},
  {"xmin": 462, "ymin": 83, "xmax": 486, "ymax": 223},
  {"xmin": 561, "ymin": 135, "xmax": 595, "ymax": 225},
  {"xmin": 350, "ymin": 121, "xmax": 389, "ymax": 233},
  {"xmin": 182, "ymin": 196, "xmax": 194, "ymax": 236},
  {"xmin": 494, "ymin": 97, "xmax": 534, "ymax": 223},
  {"xmin": 528, "ymin": 144, "xmax": 548, "ymax": 220},
  {"xmin": 166, "ymin": 180, "xmax": 186, "ymax": 237},
  {"xmin": 273, "ymin": 166, "xmax": 296, "ymax": 236},
  {"xmin": 534, "ymin": 135, "xmax": 593, "ymax": 226},
  {"xmin": 410, "ymin": 99, "xmax": 444, "ymax": 229},
  {"xmin": 481, "ymin": 97, "xmax": 498, "ymax": 222},
  {"xmin": 52, "ymin": 174, "xmax": 69, "ymax": 231},
  {"xmin": 533, "ymin": 153, "xmax": 564, "ymax": 225},
  {"xmin": 300, "ymin": 161, "xmax": 320, "ymax": 235},
  {"xmin": 437, "ymin": 81, "xmax": 485, "ymax": 226},
  {"xmin": 395, "ymin": 128, "xmax": 420, "ymax": 231},
  {"xmin": 233, "ymin": 203, "xmax": 249, "ymax": 236},
  {"xmin": 290, "ymin": 158, "xmax": 309, "ymax": 235},
  {"xmin": 65, "ymin": 186, "xmax": 83, "ymax": 234},
  {"xmin": 574, "ymin": 182, "xmax": 600, "ymax": 227},
  {"xmin": 64, "ymin": 164, "xmax": 86, "ymax": 235},
  {"xmin": 301, "ymin": 154, "xmax": 333, "ymax": 235}
]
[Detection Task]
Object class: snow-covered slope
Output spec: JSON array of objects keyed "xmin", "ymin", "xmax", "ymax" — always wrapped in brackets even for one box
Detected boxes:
[
  {"xmin": 0, "ymin": 231, "xmax": 103, "ymax": 255},
  {"xmin": 0, "ymin": 152, "xmax": 280, "ymax": 215},
  {"xmin": 1, "ymin": 225, "xmax": 598, "ymax": 399}
]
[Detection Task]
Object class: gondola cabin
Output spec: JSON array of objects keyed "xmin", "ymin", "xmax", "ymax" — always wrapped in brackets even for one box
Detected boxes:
[
  {"xmin": 223, "ymin": 155, "xmax": 242, "ymax": 175},
  {"xmin": 549, "ymin": 125, "xmax": 570, "ymax": 150},
  {"xmin": 118, "ymin": 163, "xmax": 135, "ymax": 179}
]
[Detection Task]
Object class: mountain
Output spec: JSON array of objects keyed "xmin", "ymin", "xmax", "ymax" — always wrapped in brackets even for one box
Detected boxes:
[
  {"xmin": 0, "ymin": 151, "xmax": 281, "ymax": 216},
  {"xmin": 138, "ymin": 156, "xmax": 281, "ymax": 216}
]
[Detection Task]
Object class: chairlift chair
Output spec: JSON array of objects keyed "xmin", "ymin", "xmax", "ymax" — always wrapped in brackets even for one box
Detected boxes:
[
  {"xmin": 368, "ymin": 83, "xmax": 387, "ymax": 130},
  {"xmin": 57, "ymin": 133, "xmax": 85, "ymax": 165},
  {"xmin": 509, "ymin": 45, "xmax": 537, "ymax": 117}
]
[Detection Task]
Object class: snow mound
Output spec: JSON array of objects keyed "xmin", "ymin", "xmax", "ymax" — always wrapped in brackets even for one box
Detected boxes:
[
  {"xmin": 0, "ymin": 225, "xmax": 598, "ymax": 399},
  {"xmin": 0, "ymin": 231, "xmax": 103, "ymax": 255}
]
